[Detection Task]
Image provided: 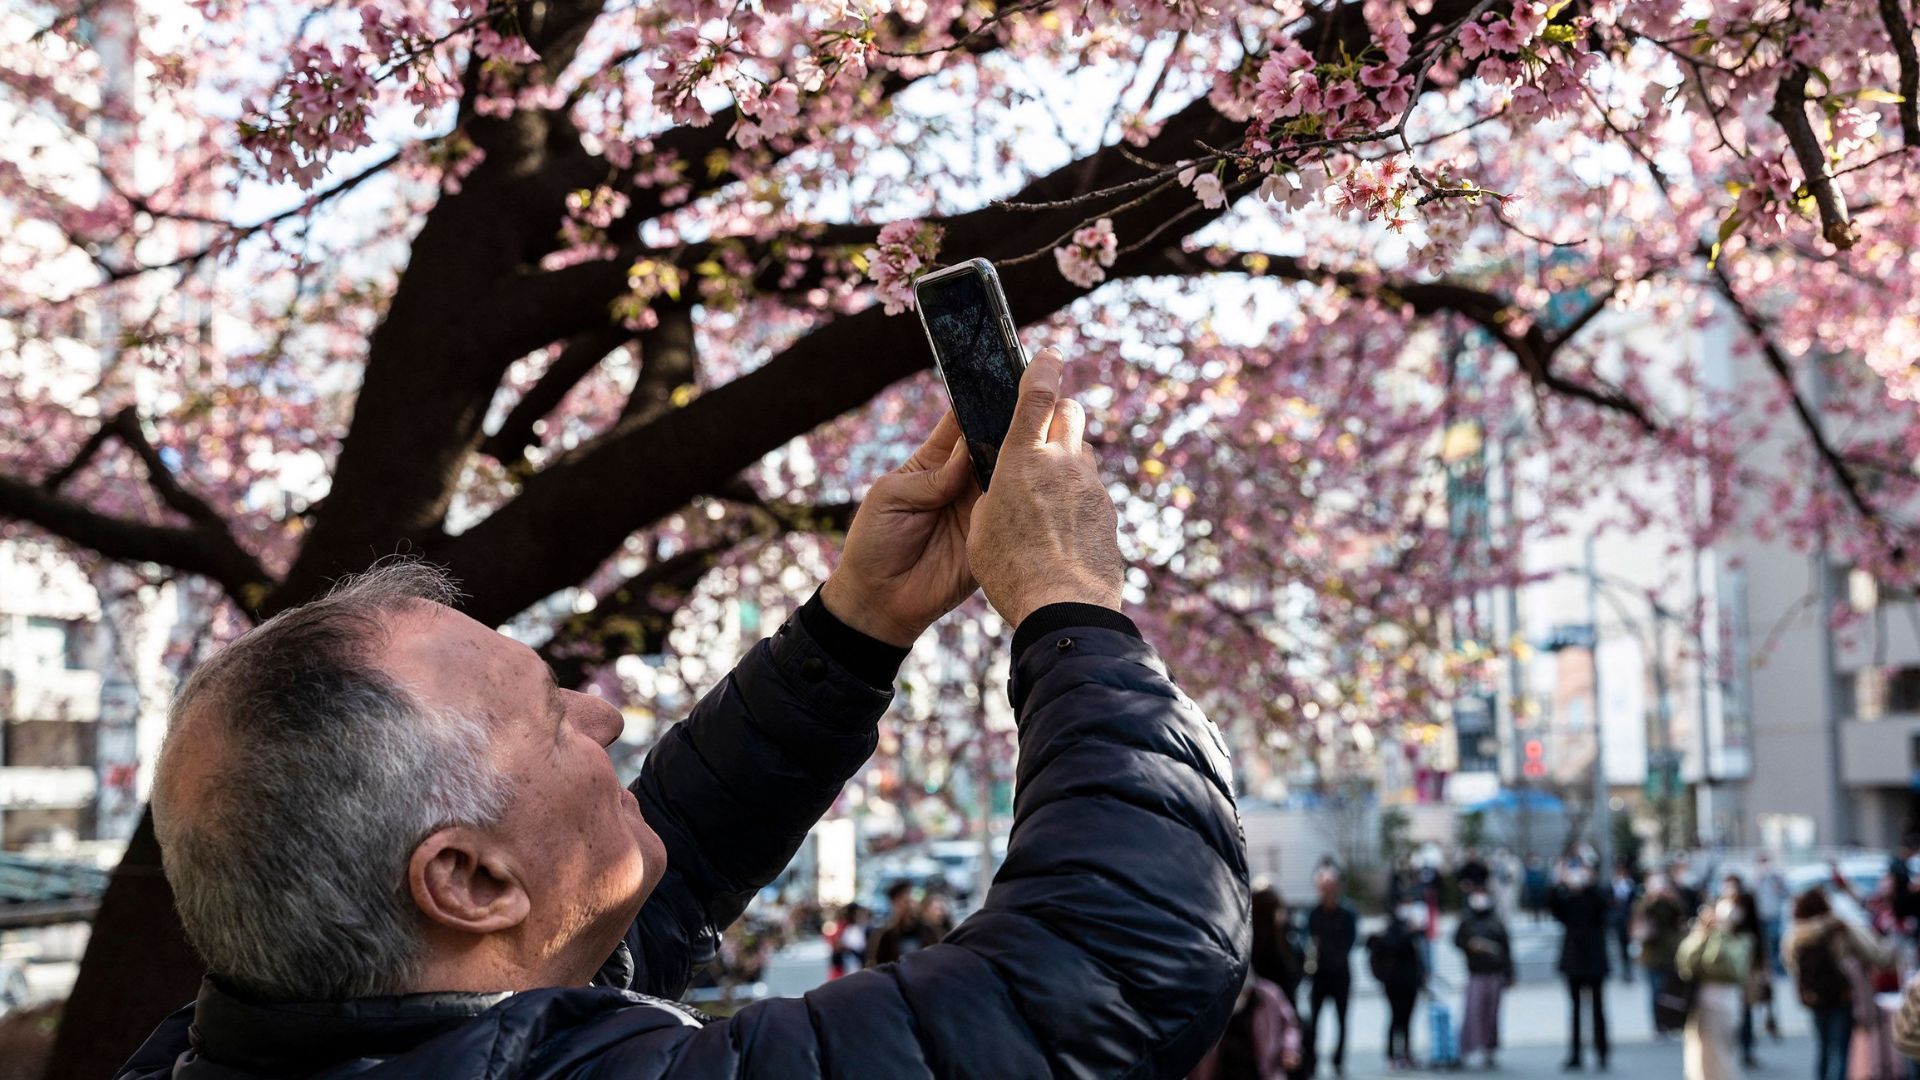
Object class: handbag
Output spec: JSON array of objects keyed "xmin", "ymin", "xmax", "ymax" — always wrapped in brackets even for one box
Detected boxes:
[{"xmin": 1654, "ymin": 975, "xmax": 1698, "ymax": 1031}]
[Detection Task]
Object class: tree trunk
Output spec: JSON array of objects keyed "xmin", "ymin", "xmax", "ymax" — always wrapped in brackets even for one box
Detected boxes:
[{"xmin": 42, "ymin": 811, "xmax": 193, "ymax": 1079}]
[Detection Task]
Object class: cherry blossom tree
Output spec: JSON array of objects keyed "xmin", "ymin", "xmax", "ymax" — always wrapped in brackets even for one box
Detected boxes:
[{"xmin": 6, "ymin": 0, "xmax": 1920, "ymax": 1071}]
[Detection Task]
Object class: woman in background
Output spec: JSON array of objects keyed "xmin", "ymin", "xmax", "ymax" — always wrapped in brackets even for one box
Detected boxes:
[
  {"xmin": 1676, "ymin": 896, "xmax": 1753, "ymax": 1080},
  {"xmin": 1367, "ymin": 902, "xmax": 1428, "ymax": 1070},
  {"xmin": 1455, "ymin": 888, "xmax": 1515, "ymax": 1070}
]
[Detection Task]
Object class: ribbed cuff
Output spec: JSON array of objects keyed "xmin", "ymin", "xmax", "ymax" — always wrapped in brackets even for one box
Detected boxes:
[
  {"xmin": 1011, "ymin": 603, "xmax": 1141, "ymax": 659},
  {"xmin": 796, "ymin": 589, "xmax": 912, "ymax": 689}
]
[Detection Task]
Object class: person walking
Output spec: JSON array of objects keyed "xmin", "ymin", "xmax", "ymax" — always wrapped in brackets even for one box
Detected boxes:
[
  {"xmin": 1633, "ymin": 874, "xmax": 1689, "ymax": 1038},
  {"xmin": 1306, "ymin": 869, "xmax": 1359, "ymax": 1077},
  {"xmin": 1751, "ymin": 853, "xmax": 1789, "ymax": 979},
  {"xmin": 1368, "ymin": 902, "xmax": 1427, "ymax": 1071},
  {"xmin": 1525, "ymin": 856, "xmax": 1551, "ymax": 923},
  {"xmin": 1251, "ymin": 886, "xmax": 1304, "ymax": 1010},
  {"xmin": 1715, "ymin": 876, "xmax": 1770, "ymax": 1068},
  {"xmin": 1676, "ymin": 895, "xmax": 1753, "ymax": 1080},
  {"xmin": 1188, "ymin": 971, "xmax": 1304, "ymax": 1080},
  {"xmin": 1493, "ymin": 848, "xmax": 1523, "ymax": 919},
  {"xmin": 826, "ymin": 902, "xmax": 869, "ymax": 979},
  {"xmin": 1786, "ymin": 887, "xmax": 1897, "ymax": 1080},
  {"xmin": 867, "ymin": 880, "xmax": 931, "ymax": 965},
  {"xmin": 1550, "ymin": 859, "xmax": 1611, "ymax": 1070},
  {"xmin": 1455, "ymin": 889, "xmax": 1515, "ymax": 1070},
  {"xmin": 1608, "ymin": 862, "xmax": 1639, "ymax": 983}
]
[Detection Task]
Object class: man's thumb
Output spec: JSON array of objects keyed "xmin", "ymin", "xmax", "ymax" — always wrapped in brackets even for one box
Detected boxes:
[{"xmin": 877, "ymin": 438, "xmax": 970, "ymax": 510}]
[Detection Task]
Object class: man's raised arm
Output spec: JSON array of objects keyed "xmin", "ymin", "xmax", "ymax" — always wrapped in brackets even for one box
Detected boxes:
[
  {"xmin": 592, "ymin": 348, "xmax": 1250, "ymax": 1076},
  {"xmin": 617, "ymin": 414, "xmax": 984, "ymax": 997}
]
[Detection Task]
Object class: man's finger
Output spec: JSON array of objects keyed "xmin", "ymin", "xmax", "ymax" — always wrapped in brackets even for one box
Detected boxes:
[
  {"xmin": 1046, "ymin": 397, "xmax": 1085, "ymax": 453},
  {"xmin": 1009, "ymin": 347, "xmax": 1065, "ymax": 448},
  {"xmin": 900, "ymin": 411, "xmax": 962, "ymax": 473}
]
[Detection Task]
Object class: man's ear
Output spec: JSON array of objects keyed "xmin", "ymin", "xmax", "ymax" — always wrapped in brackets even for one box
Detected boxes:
[{"xmin": 408, "ymin": 827, "xmax": 531, "ymax": 935}]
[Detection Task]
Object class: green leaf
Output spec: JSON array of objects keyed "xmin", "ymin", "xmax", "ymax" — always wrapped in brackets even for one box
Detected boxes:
[
  {"xmin": 1708, "ymin": 209, "xmax": 1742, "ymax": 269},
  {"xmin": 1546, "ymin": 0, "xmax": 1572, "ymax": 17},
  {"xmin": 1542, "ymin": 24, "xmax": 1577, "ymax": 45},
  {"xmin": 1852, "ymin": 88, "xmax": 1907, "ymax": 104}
]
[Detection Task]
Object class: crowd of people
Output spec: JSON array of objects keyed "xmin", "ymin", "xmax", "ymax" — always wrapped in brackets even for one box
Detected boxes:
[
  {"xmin": 1175, "ymin": 839, "xmax": 1920, "ymax": 1080},
  {"xmin": 821, "ymin": 880, "xmax": 958, "ymax": 978}
]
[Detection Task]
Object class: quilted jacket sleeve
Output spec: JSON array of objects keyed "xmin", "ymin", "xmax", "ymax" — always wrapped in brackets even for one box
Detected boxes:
[
  {"xmin": 620, "ymin": 610, "xmax": 894, "ymax": 998},
  {"xmin": 588, "ymin": 624, "xmax": 1250, "ymax": 1079}
]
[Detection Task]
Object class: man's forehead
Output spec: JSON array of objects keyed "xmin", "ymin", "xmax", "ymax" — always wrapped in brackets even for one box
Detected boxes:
[{"xmin": 379, "ymin": 601, "xmax": 541, "ymax": 706}]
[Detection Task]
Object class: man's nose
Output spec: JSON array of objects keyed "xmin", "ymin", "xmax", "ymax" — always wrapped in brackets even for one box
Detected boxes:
[{"xmin": 565, "ymin": 690, "xmax": 625, "ymax": 748}]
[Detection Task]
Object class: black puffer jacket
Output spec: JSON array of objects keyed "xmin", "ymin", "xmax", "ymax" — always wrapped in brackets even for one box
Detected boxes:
[{"xmin": 117, "ymin": 612, "xmax": 1248, "ymax": 1078}]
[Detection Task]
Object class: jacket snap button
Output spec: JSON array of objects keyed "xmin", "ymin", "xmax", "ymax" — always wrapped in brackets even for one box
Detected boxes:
[
  {"xmin": 1055, "ymin": 637, "xmax": 1073, "ymax": 652},
  {"xmin": 800, "ymin": 656, "xmax": 827, "ymax": 680}
]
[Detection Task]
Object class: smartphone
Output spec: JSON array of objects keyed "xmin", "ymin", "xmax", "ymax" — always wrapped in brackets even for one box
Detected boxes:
[{"xmin": 913, "ymin": 258, "xmax": 1029, "ymax": 490}]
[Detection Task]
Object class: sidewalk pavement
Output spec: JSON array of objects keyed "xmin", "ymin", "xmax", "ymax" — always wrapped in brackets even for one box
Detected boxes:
[
  {"xmin": 1325, "ymin": 972, "xmax": 1807, "ymax": 1054},
  {"xmin": 1379, "ymin": 1033, "xmax": 1815, "ymax": 1078}
]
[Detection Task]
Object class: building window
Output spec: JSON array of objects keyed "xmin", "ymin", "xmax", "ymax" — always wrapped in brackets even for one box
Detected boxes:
[
  {"xmin": 23, "ymin": 616, "xmax": 90, "ymax": 671},
  {"xmin": 1833, "ymin": 563, "xmax": 1915, "ymax": 613},
  {"xmin": 1844, "ymin": 665, "xmax": 1920, "ymax": 721}
]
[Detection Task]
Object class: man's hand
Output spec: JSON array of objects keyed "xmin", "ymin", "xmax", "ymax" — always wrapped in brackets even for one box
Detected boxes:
[
  {"xmin": 967, "ymin": 347, "xmax": 1125, "ymax": 628},
  {"xmin": 821, "ymin": 412, "xmax": 980, "ymax": 648}
]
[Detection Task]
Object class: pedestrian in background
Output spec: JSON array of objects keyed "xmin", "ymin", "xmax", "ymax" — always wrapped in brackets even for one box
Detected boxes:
[
  {"xmin": 919, "ymin": 889, "xmax": 954, "ymax": 947},
  {"xmin": 1458, "ymin": 847, "xmax": 1491, "ymax": 896},
  {"xmin": 1455, "ymin": 889, "xmax": 1515, "ymax": 1070},
  {"xmin": 1251, "ymin": 885, "xmax": 1304, "ymax": 1011},
  {"xmin": 1786, "ymin": 887, "xmax": 1896, "ymax": 1080},
  {"xmin": 1550, "ymin": 858, "xmax": 1611, "ymax": 1071},
  {"xmin": 1524, "ymin": 856, "xmax": 1551, "ymax": 924},
  {"xmin": 826, "ymin": 902, "xmax": 869, "ymax": 979},
  {"xmin": 1368, "ymin": 901, "xmax": 1427, "ymax": 1071},
  {"xmin": 1634, "ymin": 873, "xmax": 1689, "ymax": 1038},
  {"xmin": 1187, "ymin": 970, "xmax": 1303, "ymax": 1080},
  {"xmin": 1676, "ymin": 894, "xmax": 1753, "ymax": 1080},
  {"xmin": 1751, "ymin": 853, "xmax": 1789, "ymax": 978},
  {"xmin": 1609, "ymin": 861, "xmax": 1639, "ymax": 984},
  {"xmin": 867, "ymin": 880, "xmax": 930, "ymax": 965},
  {"xmin": 1306, "ymin": 868, "xmax": 1359, "ymax": 1078},
  {"xmin": 1715, "ymin": 875, "xmax": 1772, "ymax": 1068},
  {"xmin": 1494, "ymin": 848, "xmax": 1522, "ymax": 919}
]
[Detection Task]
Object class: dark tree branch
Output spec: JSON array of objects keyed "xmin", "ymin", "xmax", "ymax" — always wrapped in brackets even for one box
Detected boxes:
[
  {"xmin": 41, "ymin": 416, "xmax": 124, "ymax": 494},
  {"xmin": 1880, "ymin": 0, "xmax": 1920, "ymax": 146},
  {"xmin": 1771, "ymin": 32, "xmax": 1858, "ymax": 249},
  {"xmin": 620, "ymin": 304, "xmax": 698, "ymax": 423},
  {"xmin": 0, "ymin": 471, "xmax": 273, "ymax": 614},
  {"xmin": 1152, "ymin": 248, "xmax": 1658, "ymax": 432},
  {"xmin": 11, "ymin": 408, "xmax": 277, "ymax": 612},
  {"xmin": 1710, "ymin": 266, "xmax": 1892, "ymax": 549},
  {"xmin": 480, "ymin": 325, "xmax": 634, "ymax": 464},
  {"xmin": 537, "ymin": 492, "xmax": 856, "ymax": 686},
  {"xmin": 538, "ymin": 539, "xmax": 738, "ymax": 688}
]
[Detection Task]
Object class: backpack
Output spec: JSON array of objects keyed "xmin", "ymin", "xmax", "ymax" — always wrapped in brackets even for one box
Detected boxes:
[{"xmin": 1796, "ymin": 925, "xmax": 1852, "ymax": 1010}]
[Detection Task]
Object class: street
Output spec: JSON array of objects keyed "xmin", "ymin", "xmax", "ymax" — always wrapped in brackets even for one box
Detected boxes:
[
  {"xmin": 1328, "ymin": 974, "xmax": 1811, "ymax": 1076},
  {"xmin": 759, "ymin": 919, "xmax": 1834, "ymax": 1079}
]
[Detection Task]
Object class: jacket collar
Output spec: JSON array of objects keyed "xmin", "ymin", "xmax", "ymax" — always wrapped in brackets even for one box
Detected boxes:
[
  {"xmin": 190, "ymin": 941, "xmax": 642, "ymax": 1073},
  {"xmin": 191, "ymin": 977, "xmax": 513, "ymax": 1073}
]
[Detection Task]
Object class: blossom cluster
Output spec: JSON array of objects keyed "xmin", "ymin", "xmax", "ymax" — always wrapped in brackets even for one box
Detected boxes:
[
  {"xmin": 1053, "ymin": 218, "xmax": 1118, "ymax": 289},
  {"xmin": 863, "ymin": 220, "xmax": 944, "ymax": 315}
]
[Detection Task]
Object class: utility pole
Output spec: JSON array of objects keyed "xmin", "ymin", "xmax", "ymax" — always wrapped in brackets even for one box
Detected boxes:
[
  {"xmin": 1648, "ymin": 591, "xmax": 1673, "ymax": 849},
  {"xmin": 1586, "ymin": 534, "xmax": 1613, "ymax": 873},
  {"xmin": 1498, "ymin": 427, "xmax": 1528, "ymax": 785},
  {"xmin": 1688, "ymin": 551, "xmax": 1717, "ymax": 845}
]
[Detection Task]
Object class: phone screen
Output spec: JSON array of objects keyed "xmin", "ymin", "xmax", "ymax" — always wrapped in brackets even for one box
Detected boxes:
[{"xmin": 917, "ymin": 267, "xmax": 1024, "ymax": 488}]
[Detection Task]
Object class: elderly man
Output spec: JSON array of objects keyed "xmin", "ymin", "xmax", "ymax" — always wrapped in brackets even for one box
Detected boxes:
[{"xmin": 117, "ymin": 348, "xmax": 1248, "ymax": 1078}]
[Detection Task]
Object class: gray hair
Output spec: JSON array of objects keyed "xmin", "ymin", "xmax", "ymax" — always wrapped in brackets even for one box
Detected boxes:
[{"xmin": 154, "ymin": 559, "xmax": 511, "ymax": 1001}]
